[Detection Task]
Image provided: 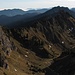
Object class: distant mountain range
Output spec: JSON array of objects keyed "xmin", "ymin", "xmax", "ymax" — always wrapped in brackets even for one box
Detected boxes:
[
  {"xmin": 0, "ymin": 9, "xmax": 25, "ymax": 16},
  {"xmin": 0, "ymin": 7, "xmax": 75, "ymax": 17},
  {"xmin": 71, "ymin": 8, "xmax": 75, "ymax": 12},
  {"xmin": 0, "ymin": 8, "xmax": 49, "ymax": 16},
  {"xmin": 0, "ymin": 7, "xmax": 75, "ymax": 28},
  {"xmin": 0, "ymin": 8, "xmax": 49, "ymax": 26},
  {"xmin": 0, "ymin": 12, "xmax": 40, "ymax": 26}
]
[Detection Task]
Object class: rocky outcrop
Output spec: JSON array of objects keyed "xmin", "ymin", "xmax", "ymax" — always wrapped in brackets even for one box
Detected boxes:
[{"xmin": 0, "ymin": 26, "xmax": 17, "ymax": 69}]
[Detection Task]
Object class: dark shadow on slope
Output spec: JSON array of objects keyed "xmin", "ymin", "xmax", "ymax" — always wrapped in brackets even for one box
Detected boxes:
[
  {"xmin": 10, "ymin": 30, "xmax": 50, "ymax": 58},
  {"xmin": 44, "ymin": 52, "xmax": 75, "ymax": 75}
]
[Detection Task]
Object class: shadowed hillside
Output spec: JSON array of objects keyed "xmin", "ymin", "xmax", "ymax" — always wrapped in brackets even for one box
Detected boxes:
[{"xmin": 0, "ymin": 8, "xmax": 48, "ymax": 26}]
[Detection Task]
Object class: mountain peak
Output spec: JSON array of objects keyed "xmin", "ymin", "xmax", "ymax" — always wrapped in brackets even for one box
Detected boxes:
[
  {"xmin": 42, "ymin": 6, "xmax": 75, "ymax": 19},
  {"xmin": 45, "ymin": 6, "xmax": 69, "ymax": 14}
]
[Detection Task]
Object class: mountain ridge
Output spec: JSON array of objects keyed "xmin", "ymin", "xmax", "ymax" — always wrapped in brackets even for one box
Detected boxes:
[
  {"xmin": 0, "ymin": 6, "xmax": 75, "ymax": 75},
  {"xmin": 0, "ymin": 8, "xmax": 48, "ymax": 16},
  {"xmin": 6, "ymin": 6, "xmax": 75, "ymax": 28}
]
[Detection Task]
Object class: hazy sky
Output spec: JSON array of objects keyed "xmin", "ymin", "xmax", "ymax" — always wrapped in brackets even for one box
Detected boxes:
[{"xmin": 0, "ymin": 0, "xmax": 75, "ymax": 10}]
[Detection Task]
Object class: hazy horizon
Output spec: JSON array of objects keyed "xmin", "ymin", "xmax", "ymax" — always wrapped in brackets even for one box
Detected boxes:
[
  {"xmin": 0, "ymin": 6, "xmax": 75, "ymax": 11},
  {"xmin": 0, "ymin": 0, "xmax": 75, "ymax": 11}
]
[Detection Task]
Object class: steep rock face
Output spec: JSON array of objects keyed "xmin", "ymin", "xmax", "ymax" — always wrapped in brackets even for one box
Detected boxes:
[
  {"xmin": 0, "ymin": 26, "xmax": 10, "ymax": 68},
  {"xmin": 0, "ymin": 26, "xmax": 17, "ymax": 68},
  {"xmin": 0, "ymin": 26, "xmax": 34, "ymax": 75}
]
